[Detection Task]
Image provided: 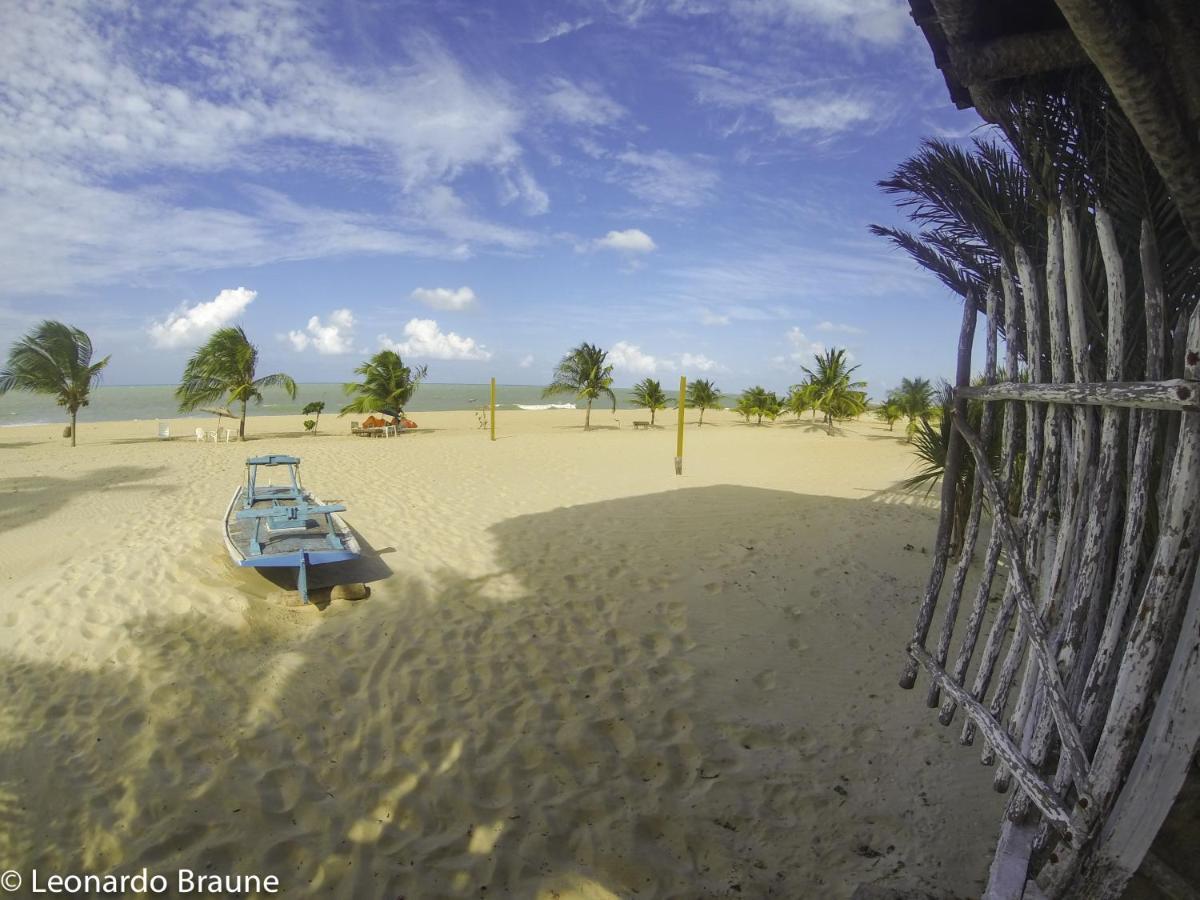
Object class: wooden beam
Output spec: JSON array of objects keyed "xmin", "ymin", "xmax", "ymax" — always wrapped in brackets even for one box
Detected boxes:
[
  {"xmin": 1054, "ymin": 0, "xmax": 1200, "ymax": 251},
  {"xmin": 952, "ymin": 409, "xmax": 1092, "ymax": 796},
  {"xmin": 900, "ymin": 300, "xmax": 977, "ymax": 689},
  {"xmin": 958, "ymin": 379, "xmax": 1199, "ymax": 411},
  {"xmin": 909, "ymin": 643, "xmax": 1078, "ymax": 841},
  {"xmin": 957, "ymin": 30, "xmax": 1092, "ymax": 85}
]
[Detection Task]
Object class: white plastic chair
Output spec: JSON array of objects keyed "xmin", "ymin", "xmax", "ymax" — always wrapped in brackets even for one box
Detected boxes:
[
  {"xmin": 195, "ymin": 427, "xmax": 206, "ymax": 442},
  {"xmin": 157, "ymin": 421, "xmax": 170, "ymax": 440}
]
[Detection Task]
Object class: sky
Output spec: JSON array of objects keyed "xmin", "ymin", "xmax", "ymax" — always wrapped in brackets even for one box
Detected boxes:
[{"xmin": 0, "ymin": 0, "xmax": 988, "ymax": 396}]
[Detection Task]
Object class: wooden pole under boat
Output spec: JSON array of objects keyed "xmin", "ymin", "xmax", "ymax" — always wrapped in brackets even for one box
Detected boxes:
[
  {"xmin": 490, "ymin": 377, "xmax": 496, "ymax": 442},
  {"xmin": 298, "ymin": 552, "xmax": 309, "ymax": 604},
  {"xmin": 675, "ymin": 376, "xmax": 686, "ymax": 475}
]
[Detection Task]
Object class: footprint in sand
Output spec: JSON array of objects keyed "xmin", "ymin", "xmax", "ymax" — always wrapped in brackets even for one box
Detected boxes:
[{"xmin": 753, "ymin": 669, "xmax": 777, "ymax": 691}]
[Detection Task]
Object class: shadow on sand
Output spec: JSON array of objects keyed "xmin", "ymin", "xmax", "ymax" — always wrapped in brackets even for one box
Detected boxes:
[
  {"xmin": 3, "ymin": 485, "xmax": 1106, "ymax": 897},
  {"xmin": 0, "ymin": 465, "xmax": 172, "ymax": 530}
]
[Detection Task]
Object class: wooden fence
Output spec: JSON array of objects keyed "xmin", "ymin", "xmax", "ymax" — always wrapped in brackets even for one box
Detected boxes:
[{"xmin": 899, "ymin": 209, "xmax": 1200, "ymax": 899}]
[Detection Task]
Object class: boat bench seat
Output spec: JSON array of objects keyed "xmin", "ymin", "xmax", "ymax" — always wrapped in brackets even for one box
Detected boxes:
[{"xmin": 236, "ymin": 502, "xmax": 347, "ymax": 523}]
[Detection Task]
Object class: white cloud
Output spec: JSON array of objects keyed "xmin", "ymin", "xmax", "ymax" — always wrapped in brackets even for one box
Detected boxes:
[
  {"xmin": 411, "ymin": 286, "xmax": 477, "ymax": 311},
  {"xmin": 785, "ymin": 327, "xmax": 825, "ymax": 361},
  {"xmin": 768, "ymin": 95, "xmax": 875, "ymax": 135},
  {"xmin": 613, "ymin": 150, "xmax": 718, "ymax": 208},
  {"xmin": 0, "ymin": 2, "xmax": 535, "ymax": 293},
  {"xmin": 681, "ymin": 352, "xmax": 719, "ymax": 372},
  {"xmin": 544, "ymin": 78, "xmax": 626, "ymax": 127},
  {"xmin": 518, "ymin": 354, "xmax": 535, "ymax": 368},
  {"xmin": 533, "ymin": 18, "xmax": 594, "ymax": 43},
  {"xmin": 381, "ymin": 318, "xmax": 491, "ymax": 361},
  {"xmin": 609, "ymin": 341, "xmax": 661, "ymax": 375},
  {"xmin": 593, "ymin": 229, "xmax": 657, "ymax": 253},
  {"xmin": 287, "ymin": 309, "xmax": 355, "ymax": 354},
  {"xmin": 815, "ymin": 320, "xmax": 863, "ymax": 334},
  {"xmin": 664, "ymin": 0, "xmax": 909, "ymax": 46},
  {"xmin": 700, "ymin": 309, "xmax": 731, "ymax": 326},
  {"xmin": 148, "ymin": 287, "xmax": 256, "ymax": 348}
]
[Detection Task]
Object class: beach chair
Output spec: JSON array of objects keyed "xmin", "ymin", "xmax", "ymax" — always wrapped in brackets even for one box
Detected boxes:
[
  {"xmin": 157, "ymin": 421, "xmax": 170, "ymax": 440},
  {"xmin": 194, "ymin": 427, "xmax": 207, "ymax": 442}
]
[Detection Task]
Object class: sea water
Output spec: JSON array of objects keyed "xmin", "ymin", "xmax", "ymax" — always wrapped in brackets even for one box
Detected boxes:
[{"xmin": 0, "ymin": 383, "xmax": 668, "ymax": 426}]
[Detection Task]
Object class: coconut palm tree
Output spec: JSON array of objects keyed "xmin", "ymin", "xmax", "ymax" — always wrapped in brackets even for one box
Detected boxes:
[
  {"xmin": 895, "ymin": 377, "xmax": 936, "ymax": 441},
  {"xmin": 786, "ymin": 383, "xmax": 821, "ymax": 420},
  {"xmin": 0, "ymin": 321, "xmax": 110, "ymax": 447},
  {"xmin": 800, "ymin": 348, "xmax": 868, "ymax": 435},
  {"xmin": 177, "ymin": 326, "xmax": 296, "ymax": 440},
  {"xmin": 340, "ymin": 350, "xmax": 427, "ymax": 421},
  {"xmin": 875, "ymin": 396, "xmax": 905, "ymax": 431},
  {"xmin": 686, "ymin": 378, "xmax": 721, "ymax": 426},
  {"xmin": 738, "ymin": 386, "xmax": 781, "ymax": 425},
  {"xmin": 631, "ymin": 377, "xmax": 670, "ymax": 426},
  {"xmin": 544, "ymin": 342, "xmax": 615, "ymax": 430}
]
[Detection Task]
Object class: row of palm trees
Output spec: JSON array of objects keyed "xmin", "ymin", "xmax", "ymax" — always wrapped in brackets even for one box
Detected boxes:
[
  {"xmin": 0, "ymin": 322, "xmax": 427, "ymax": 443},
  {"xmin": 544, "ymin": 342, "xmax": 877, "ymax": 435}
]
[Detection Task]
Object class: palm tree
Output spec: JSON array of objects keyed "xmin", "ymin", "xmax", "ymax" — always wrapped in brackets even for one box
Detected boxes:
[
  {"xmin": 340, "ymin": 350, "xmax": 427, "ymax": 420},
  {"xmin": 738, "ymin": 385, "xmax": 781, "ymax": 425},
  {"xmin": 177, "ymin": 326, "xmax": 296, "ymax": 440},
  {"xmin": 786, "ymin": 383, "xmax": 820, "ymax": 420},
  {"xmin": 0, "ymin": 321, "xmax": 110, "ymax": 447},
  {"xmin": 800, "ymin": 348, "xmax": 868, "ymax": 435},
  {"xmin": 875, "ymin": 396, "xmax": 905, "ymax": 431},
  {"xmin": 544, "ymin": 342, "xmax": 615, "ymax": 430},
  {"xmin": 631, "ymin": 377, "xmax": 670, "ymax": 426},
  {"xmin": 895, "ymin": 377, "xmax": 936, "ymax": 441},
  {"xmin": 686, "ymin": 378, "xmax": 721, "ymax": 426}
]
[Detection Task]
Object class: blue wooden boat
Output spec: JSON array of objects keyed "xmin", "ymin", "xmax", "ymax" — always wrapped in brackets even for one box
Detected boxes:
[{"xmin": 223, "ymin": 455, "xmax": 361, "ymax": 603}]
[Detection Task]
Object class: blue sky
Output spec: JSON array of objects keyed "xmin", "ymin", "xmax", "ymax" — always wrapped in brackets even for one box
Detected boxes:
[{"xmin": 0, "ymin": 0, "xmax": 987, "ymax": 396}]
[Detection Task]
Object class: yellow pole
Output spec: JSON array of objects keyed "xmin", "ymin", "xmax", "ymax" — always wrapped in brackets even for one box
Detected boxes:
[
  {"xmin": 490, "ymin": 377, "xmax": 496, "ymax": 442},
  {"xmin": 675, "ymin": 375, "xmax": 686, "ymax": 475}
]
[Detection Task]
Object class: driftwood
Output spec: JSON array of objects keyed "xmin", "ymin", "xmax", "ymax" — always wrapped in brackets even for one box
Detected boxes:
[
  {"xmin": 958, "ymin": 379, "xmax": 1198, "ymax": 410},
  {"xmin": 899, "ymin": 301, "xmax": 977, "ymax": 691},
  {"xmin": 899, "ymin": 198, "xmax": 1199, "ymax": 900},
  {"xmin": 927, "ymin": 286, "xmax": 1000, "ymax": 710}
]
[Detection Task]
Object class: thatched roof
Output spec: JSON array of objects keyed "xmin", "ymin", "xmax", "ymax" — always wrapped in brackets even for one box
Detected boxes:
[{"xmin": 909, "ymin": 0, "xmax": 1200, "ymax": 248}]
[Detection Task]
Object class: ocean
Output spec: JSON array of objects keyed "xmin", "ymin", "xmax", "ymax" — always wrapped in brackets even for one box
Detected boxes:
[{"xmin": 0, "ymin": 382, "xmax": 677, "ymax": 427}]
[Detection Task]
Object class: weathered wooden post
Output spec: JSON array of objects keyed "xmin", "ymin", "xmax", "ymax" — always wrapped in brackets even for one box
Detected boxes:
[{"xmin": 490, "ymin": 377, "xmax": 496, "ymax": 442}]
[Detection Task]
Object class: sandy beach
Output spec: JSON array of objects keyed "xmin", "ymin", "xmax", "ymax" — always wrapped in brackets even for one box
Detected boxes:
[{"xmin": 0, "ymin": 409, "xmax": 1006, "ymax": 898}]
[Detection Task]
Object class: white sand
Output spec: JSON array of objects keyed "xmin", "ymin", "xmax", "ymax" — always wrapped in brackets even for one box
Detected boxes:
[{"xmin": 0, "ymin": 409, "xmax": 1004, "ymax": 897}]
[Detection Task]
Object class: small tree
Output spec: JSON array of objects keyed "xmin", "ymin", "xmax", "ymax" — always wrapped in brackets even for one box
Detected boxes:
[
  {"xmin": 544, "ymin": 342, "xmax": 616, "ymax": 430},
  {"xmin": 631, "ymin": 377, "xmax": 670, "ymax": 425},
  {"xmin": 0, "ymin": 321, "xmax": 110, "ymax": 447},
  {"xmin": 302, "ymin": 400, "xmax": 325, "ymax": 432},
  {"xmin": 686, "ymin": 378, "xmax": 721, "ymax": 426}
]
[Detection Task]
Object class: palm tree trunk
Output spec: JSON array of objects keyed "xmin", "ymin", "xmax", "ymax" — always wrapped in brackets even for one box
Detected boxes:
[
  {"xmin": 699, "ymin": 408, "xmax": 705, "ymax": 427},
  {"xmin": 240, "ymin": 400, "xmax": 247, "ymax": 439},
  {"xmin": 70, "ymin": 409, "xmax": 77, "ymax": 447},
  {"xmin": 651, "ymin": 408, "xmax": 656, "ymax": 426},
  {"xmin": 585, "ymin": 399, "xmax": 592, "ymax": 430}
]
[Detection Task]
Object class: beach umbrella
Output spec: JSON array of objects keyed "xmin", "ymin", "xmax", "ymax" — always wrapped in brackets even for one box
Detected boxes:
[{"xmin": 200, "ymin": 405, "xmax": 234, "ymax": 429}]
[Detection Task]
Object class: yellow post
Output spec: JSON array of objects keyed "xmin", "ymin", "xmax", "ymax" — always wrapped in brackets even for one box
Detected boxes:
[
  {"xmin": 490, "ymin": 377, "xmax": 496, "ymax": 442},
  {"xmin": 675, "ymin": 375, "xmax": 686, "ymax": 475}
]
